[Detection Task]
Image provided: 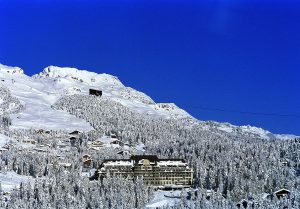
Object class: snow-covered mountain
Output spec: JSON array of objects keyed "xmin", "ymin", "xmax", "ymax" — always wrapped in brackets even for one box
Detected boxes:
[
  {"xmin": 0, "ymin": 63, "xmax": 297, "ymax": 140},
  {"xmin": 0, "ymin": 64, "xmax": 192, "ymax": 131},
  {"xmin": 0, "ymin": 63, "xmax": 299, "ymax": 209}
]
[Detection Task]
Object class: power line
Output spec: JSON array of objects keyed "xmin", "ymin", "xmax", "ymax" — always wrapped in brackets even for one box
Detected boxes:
[{"xmin": 181, "ymin": 105, "xmax": 300, "ymax": 118}]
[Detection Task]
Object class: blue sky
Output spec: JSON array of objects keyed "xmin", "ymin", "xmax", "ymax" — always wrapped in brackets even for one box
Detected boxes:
[{"xmin": 0, "ymin": 0, "xmax": 299, "ymax": 135}]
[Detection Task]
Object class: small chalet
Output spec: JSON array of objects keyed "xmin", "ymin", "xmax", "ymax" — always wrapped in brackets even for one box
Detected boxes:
[
  {"xmin": 39, "ymin": 144, "xmax": 51, "ymax": 148},
  {"xmin": 0, "ymin": 148, "xmax": 8, "ymax": 153},
  {"xmin": 3, "ymin": 144, "xmax": 14, "ymax": 150},
  {"xmin": 69, "ymin": 130, "xmax": 81, "ymax": 135},
  {"xmin": 83, "ymin": 154, "xmax": 91, "ymax": 161},
  {"xmin": 69, "ymin": 137, "xmax": 77, "ymax": 141},
  {"xmin": 117, "ymin": 150, "xmax": 130, "ymax": 156},
  {"xmin": 110, "ymin": 133, "xmax": 117, "ymax": 139},
  {"xmin": 34, "ymin": 148, "xmax": 47, "ymax": 153},
  {"xmin": 110, "ymin": 139, "xmax": 121, "ymax": 145},
  {"xmin": 89, "ymin": 89, "xmax": 102, "ymax": 97},
  {"xmin": 35, "ymin": 129, "xmax": 50, "ymax": 134},
  {"xmin": 83, "ymin": 158, "xmax": 93, "ymax": 167},
  {"xmin": 91, "ymin": 140, "xmax": 104, "ymax": 147},
  {"xmin": 22, "ymin": 139, "xmax": 37, "ymax": 145},
  {"xmin": 274, "ymin": 188, "xmax": 290, "ymax": 199},
  {"xmin": 69, "ymin": 137, "xmax": 77, "ymax": 146},
  {"xmin": 57, "ymin": 142, "xmax": 68, "ymax": 149},
  {"xmin": 58, "ymin": 163, "xmax": 72, "ymax": 171},
  {"xmin": 82, "ymin": 154, "xmax": 92, "ymax": 167}
]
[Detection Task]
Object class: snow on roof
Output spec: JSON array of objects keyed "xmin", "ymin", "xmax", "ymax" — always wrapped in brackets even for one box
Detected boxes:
[
  {"xmin": 157, "ymin": 160, "xmax": 187, "ymax": 167},
  {"xmin": 103, "ymin": 160, "xmax": 132, "ymax": 167},
  {"xmin": 274, "ymin": 188, "xmax": 290, "ymax": 194},
  {"xmin": 58, "ymin": 163, "xmax": 72, "ymax": 167}
]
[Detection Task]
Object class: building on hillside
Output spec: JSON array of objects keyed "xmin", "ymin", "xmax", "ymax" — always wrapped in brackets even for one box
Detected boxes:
[
  {"xmin": 274, "ymin": 188, "xmax": 290, "ymax": 199},
  {"xmin": 117, "ymin": 150, "xmax": 130, "ymax": 156},
  {"xmin": 69, "ymin": 130, "xmax": 81, "ymax": 136},
  {"xmin": 57, "ymin": 142, "xmax": 68, "ymax": 149},
  {"xmin": 89, "ymin": 89, "xmax": 102, "ymax": 97},
  {"xmin": 93, "ymin": 155, "xmax": 193, "ymax": 188},
  {"xmin": 0, "ymin": 148, "xmax": 8, "ymax": 153},
  {"xmin": 110, "ymin": 139, "xmax": 121, "ymax": 145},
  {"xmin": 83, "ymin": 154, "xmax": 93, "ymax": 167},
  {"xmin": 110, "ymin": 133, "xmax": 117, "ymax": 139},
  {"xmin": 22, "ymin": 139, "xmax": 37, "ymax": 145}
]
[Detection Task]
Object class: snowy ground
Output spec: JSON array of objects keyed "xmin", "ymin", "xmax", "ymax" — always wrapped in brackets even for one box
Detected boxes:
[
  {"xmin": 145, "ymin": 189, "xmax": 188, "ymax": 208},
  {"xmin": 34, "ymin": 66, "xmax": 194, "ymax": 120},
  {"xmin": 0, "ymin": 171, "xmax": 34, "ymax": 192},
  {"xmin": 0, "ymin": 134, "xmax": 11, "ymax": 148},
  {"xmin": 0, "ymin": 64, "xmax": 93, "ymax": 131}
]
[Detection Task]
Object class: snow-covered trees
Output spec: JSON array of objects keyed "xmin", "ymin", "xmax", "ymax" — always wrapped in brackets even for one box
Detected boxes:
[{"xmin": 0, "ymin": 93, "xmax": 299, "ymax": 208}]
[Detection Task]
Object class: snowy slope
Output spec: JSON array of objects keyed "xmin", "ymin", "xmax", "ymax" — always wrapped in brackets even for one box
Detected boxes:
[
  {"xmin": 0, "ymin": 64, "xmax": 92, "ymax": 131},
  {"xmin": 0, "ymin": 171, "xmax": 34, "ymax": 192},
  {"xmin": 145, "ymin": 190, "xmax": 187, "ymax": 208},
  {"xmin": 34, "ymin": 66, "xmax": 193, "ymax": 120},
  {"xmin": 0, "ymin": 134, "xmax": 11, "ymax": 148},
  {"xmin": 0, "ymin": 63, "xmax": 297, "ymax": 140}
]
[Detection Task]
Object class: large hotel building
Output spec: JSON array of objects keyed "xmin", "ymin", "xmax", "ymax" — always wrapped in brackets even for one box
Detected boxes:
[{"xmin": 95, "ymin": 155, "xmax": 193, "ymax": 187}]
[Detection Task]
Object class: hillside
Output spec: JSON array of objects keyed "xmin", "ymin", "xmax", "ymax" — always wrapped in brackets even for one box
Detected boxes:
[{"xmin": 0, "ymin": 63, "xmax": 299, "ymax": 209}]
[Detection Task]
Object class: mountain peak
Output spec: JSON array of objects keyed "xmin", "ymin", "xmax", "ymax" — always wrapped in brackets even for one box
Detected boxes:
[
  {"xmin": 0, "ymin": 63, "xmax": 24, "ymax": 75},
  {"xmin": 34, "ymin": 65, "xmax": 124, "ymax": 87}
]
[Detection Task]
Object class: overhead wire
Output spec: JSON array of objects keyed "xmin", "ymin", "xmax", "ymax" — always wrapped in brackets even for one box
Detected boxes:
[{"xmin": 180, "ymin": 105, "xmax": 300, "ymax": 118}]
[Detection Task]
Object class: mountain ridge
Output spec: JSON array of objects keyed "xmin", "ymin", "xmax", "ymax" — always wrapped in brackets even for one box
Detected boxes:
[{"xmin": 0, "ymin": 63, "xmax": 298, "ymax": 139}]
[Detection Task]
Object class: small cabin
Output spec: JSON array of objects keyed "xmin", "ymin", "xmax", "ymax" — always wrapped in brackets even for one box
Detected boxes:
[
  {"xmin": 23, "ymin": 139, "xmax": 37, "ymax": 145},
  {"xmin": 110, "ymin": 139, "xmax": 121, "ymax": 145},
  {"xmin": 83, "ymin": 159, "xmax": 93, "ymax": 167},
  {"xmin": 0, "ymin": 148, "xmax": 8, "ymax": 153},
  {"xmin": 58, "ymin": 163, "xmax": 72, "ymax": 171},
  {"xmin": 117, "ymin": 150, "xmax": 130, "ymax": 156},
  {"xmin": 69, "ymin": 137, "xmax": 77, "ymax": 141},
  {"xmin": 89, "ymin": 89, "xmax": 102, "ymax": 97},
  {"xmin": 274, "ymin": 189, "xmax": 290, "ymax": 199},
  {"xmin": 69, "ymin": 130, "xmax": 81, "ymax": 135},
  {"xmin": 83, "ymin": 154, "xmax": 91, "ymax": 161},
  {"xmin": 110, "ymin": 133, "xmax": 118, "ymax": 139},
  {"xmin": 92, "ymin": 140, "xmax": 104, "ymax": 146},
  {"xmin": 34, "ymin": 148, "xmax": 47, "ymax": 153},
  {"xmin": 58, "ymin": 142, "xmax": 68, "ymax": 149},
  {"xmin": 3, "ymin": 144, "xmax": 14, "ymax": 150}
]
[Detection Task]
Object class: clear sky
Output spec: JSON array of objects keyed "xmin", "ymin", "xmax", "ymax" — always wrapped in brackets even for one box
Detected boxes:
[{"xmin": 0, "ymin": 0, "xmax": 299, "ymax": 135}]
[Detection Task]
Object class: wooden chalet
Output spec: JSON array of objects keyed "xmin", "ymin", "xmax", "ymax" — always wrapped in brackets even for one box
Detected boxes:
[
  {"xmin": 69, "ymin": 130, "xmax": 81, "ymax": 135},
  {"xmin": 22, "ymin": 139, "xmax": 37, "ymax": 145},
  {"xmin": 110, "ymin": 139, "xmax": 121, "ymax": 145},
  {"xmin": 274, "ymin": 188, "xmax": 290, "ymax": 199}
]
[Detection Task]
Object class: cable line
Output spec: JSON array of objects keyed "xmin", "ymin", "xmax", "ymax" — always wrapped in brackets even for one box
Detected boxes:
[{"xmin": 181, "ymin": 105, "xmax": 300, "ymax": 118}]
